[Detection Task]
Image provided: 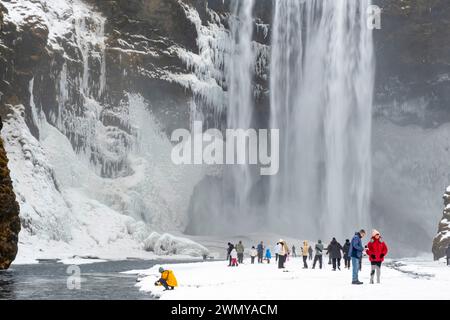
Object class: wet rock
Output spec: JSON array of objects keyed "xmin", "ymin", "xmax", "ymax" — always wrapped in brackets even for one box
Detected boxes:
[{"xmin": 432, "ymin": 188, "xmax": 450, "ymax": 260}]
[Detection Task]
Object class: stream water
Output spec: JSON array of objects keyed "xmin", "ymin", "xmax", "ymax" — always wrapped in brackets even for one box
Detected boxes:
[{"xmin": 0, "ymin": 259, "xmax": 192, "ymax": 300}]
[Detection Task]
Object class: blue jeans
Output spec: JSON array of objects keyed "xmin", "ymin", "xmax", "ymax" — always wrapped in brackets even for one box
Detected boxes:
[
  {"xmin": 351, "ymin": 257, "xmax": 360, "ymax": 282},
  {"xmin": 159, "ymin": 278, "xmax": 170, "ymax": 290}
]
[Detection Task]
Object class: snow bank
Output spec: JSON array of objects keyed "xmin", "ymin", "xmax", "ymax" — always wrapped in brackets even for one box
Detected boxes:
[
  {"xmin": 127, "ymin": 257, "xmax": 450, "ymax": 300},
  {"xmin": 144, "ymin": 232, "xmax": 209, "ymax": 257}
]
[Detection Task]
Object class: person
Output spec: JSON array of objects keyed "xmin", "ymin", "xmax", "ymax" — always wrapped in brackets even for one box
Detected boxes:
[
  {"xmin": 366, "ymin": 229, "xmax": 388, "ymax": 284},
  {"xmin": 274, "ymin": 242, "xmax": 280, "ymax": 262},
  {"xmin": 265, "ymin": 247, "xmax": 272, "ymax": 263},
  {"xmin": 342, "ymin": 239, "xmax": 351, "ymax": 269},
  {"xmin": 227, "ymin": 242, "xmax": 234, "ymax": 266},
  {"xmin": 301, "ymin": 241, "xmax": 309, "ymax": 269},
  {"xmin": 292, "ymin": 245, "xmax": 297, "ymax": 258},
  {"xmin": 250, "ymin": 246, "xmax": 257, "ymax": 264},
  {"xmin": 447, "ymin": 244, "xmax": 450, "ymax": 266},
  {"xmin": 155, "ymin": 267, "xmax": 178, "ymax": 291},
  {"xmin": 283, "ymin": 240, "xmax": 290, "ymax": 264},
  {"xmin": 349, "ymin": 229, "xmax": 366, "ymax": 285},
  {"xmin": 277, "ymin": 239, "xmax": 289, "ymax": 269},
  {"xmin": 230, "ymin": 247, "xmax": 238, "ymax": 266},
  {"xmin": 308, "ymin": 245, "xmax": 313, "ymax": 260},
  {"xmin": 277, "ymin": 240, "xmax": 286, "ymax": 269},
  {"xmin": 236, "ymin": 241, "xmax": 245, "ymax": 264},
  {"xmin": 327, "ymin": 237, "xmax": 343, "ymax": 271},
  {"xmin": 257, "ymin": 241, "xmax": 264, "ymax": 264},
  {"xmin": 312, "ymin": 240, "xmax": 324, "ymax": 269}
]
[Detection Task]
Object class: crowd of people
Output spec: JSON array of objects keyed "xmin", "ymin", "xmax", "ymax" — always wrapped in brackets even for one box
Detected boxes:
[
  {"xmin": 156, "ymin": 229, "xmax": 450, "ymax": 291},
  {"xmin": 225, "ymin": 229, "xmax": 390, "ymax": 285}
]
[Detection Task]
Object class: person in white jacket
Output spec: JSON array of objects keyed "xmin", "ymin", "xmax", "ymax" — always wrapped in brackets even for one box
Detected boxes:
[
  {"xmin": 250, "ymin": 246, "xmax": 257, "ymax": 264},
  {"xmin": 274, "ymin": 242, "xmax": 280, "ymax": 262},
  {"xmin": 230, "ymin": 248, "xmax": 238, "ymax": 267},
  {"xmin": 277, "ymin": 240, "xmax": 286, "ymax": 269}
]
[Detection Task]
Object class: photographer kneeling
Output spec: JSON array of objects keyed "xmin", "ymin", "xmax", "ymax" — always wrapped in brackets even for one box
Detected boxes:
[{"xmin": 154, "ymin": 267, "xmax": 178, "ymax": 291}]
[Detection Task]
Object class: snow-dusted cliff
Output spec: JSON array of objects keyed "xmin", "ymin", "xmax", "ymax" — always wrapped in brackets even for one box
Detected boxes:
[{"xmin": 0, "ymin": 0, "xmax": 239, "ymax": 260}]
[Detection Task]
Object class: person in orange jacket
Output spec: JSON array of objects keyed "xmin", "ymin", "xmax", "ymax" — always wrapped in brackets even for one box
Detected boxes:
[
  {"xmin": 155, "ymin": 267, "xmax": 178, "ymax": 290},
  {"xmin": 366, "ymin": 229, "xmax": 388, "ymax": 284}
]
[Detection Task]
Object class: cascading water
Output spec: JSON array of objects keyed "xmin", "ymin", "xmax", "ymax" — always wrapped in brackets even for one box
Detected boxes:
[
  {"xmin": 269, "ymin": 0, "xmax": 375, "ymax": 240},
  {"xmin": 222, "ymin": 0, "xmax": 257, "ymax": 223}
]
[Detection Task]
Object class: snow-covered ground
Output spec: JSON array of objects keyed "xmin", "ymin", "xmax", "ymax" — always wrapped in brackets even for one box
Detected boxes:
[{"xmin": 125, "ymin": 256, "xmax": 450, "ymax": 299}]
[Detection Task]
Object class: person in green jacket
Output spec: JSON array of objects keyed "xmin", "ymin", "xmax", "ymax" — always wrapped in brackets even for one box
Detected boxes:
[{"xmin": 236, "ymin": 241, "xmax": 245, "ymax": 264}]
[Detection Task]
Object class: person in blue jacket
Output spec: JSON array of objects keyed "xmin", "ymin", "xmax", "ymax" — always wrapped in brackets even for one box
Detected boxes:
[
  {"xmin": 348, "ymin": 229, "xmax": 366, "ymax": 285},
  {"xmin": 265, "ymin": 248, "xmax": 272, "ymax": 264}
]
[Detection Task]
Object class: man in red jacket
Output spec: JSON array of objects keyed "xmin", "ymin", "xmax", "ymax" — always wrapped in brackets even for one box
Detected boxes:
[{"xmin": 366, "ymin": 229, "xmax": 388, "ymax": 284}]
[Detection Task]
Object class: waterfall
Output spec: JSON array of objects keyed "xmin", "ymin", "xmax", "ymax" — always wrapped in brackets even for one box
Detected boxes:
[
  {"xmin": 269, "ymin": 0, "xmax": 375, "ymax": 239},
  {"xmin": 222, "ymin": 0, "xmax": 257, "ymax": 222}
]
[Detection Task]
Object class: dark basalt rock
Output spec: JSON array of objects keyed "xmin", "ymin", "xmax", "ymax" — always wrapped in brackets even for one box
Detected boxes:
[
  {"xmin": 432, "ymin": 188, "xmax": 450, "ymax": 260},
  {"xmin": 0, "ymin": 123, "xmax": 21, "ymax": 270},
  {"xmin": 373, "ymin": 0, "xmax": 450, "ymax": 126}
]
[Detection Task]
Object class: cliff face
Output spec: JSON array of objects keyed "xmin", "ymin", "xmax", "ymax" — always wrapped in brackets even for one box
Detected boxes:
[
  {"xmin": 0, "ymin": 3, "xmax": 22, "ymax": 269},
  {"xmin": 380, "ymin": 0, "xmax": 450, "ymax": 257},
  {"xmin": 0, "ymin": 131, "xmax": 21, "ymax": 269},
  {"xmin": 432, "ymin": 188, "xmax": 450, "ymax": 259},
  {"xmin": 373, "ymin": 0, "xmax": 450, "ymax": 126}
]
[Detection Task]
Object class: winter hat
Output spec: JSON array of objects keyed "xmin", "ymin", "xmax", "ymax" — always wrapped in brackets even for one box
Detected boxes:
[
  {"xmin": 318, "ymin": 240, "xmax": 322, "ymax": 243},
  {"xmin": 372, "ymin": 229, "xmax": 380, "ymax": 237},
  {"xmin": 158, "ymin": 267, "xmax": 164, "ymax": 273}
]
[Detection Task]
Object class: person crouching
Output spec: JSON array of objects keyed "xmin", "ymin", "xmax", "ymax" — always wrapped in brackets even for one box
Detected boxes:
[{"xmin": 155, "ymin": 267, "xmax": 178, "ymax": 290}]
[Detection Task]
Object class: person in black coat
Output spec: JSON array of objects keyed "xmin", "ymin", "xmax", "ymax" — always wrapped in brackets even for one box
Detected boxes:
[
  {"xmin": 227, "ymin": 242, "xmax": 234, "ymax": 266},
  {"xmin": 342, "ymin": 239, "xmax": 351, "ymax": 269},
  {"xmin": 326, "ymin": 238, "xmax": 343, "ymax": 271}
]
